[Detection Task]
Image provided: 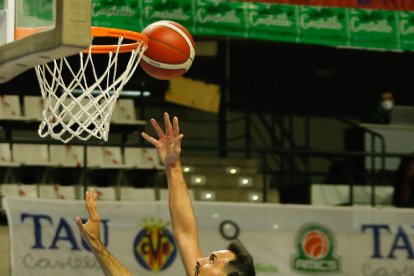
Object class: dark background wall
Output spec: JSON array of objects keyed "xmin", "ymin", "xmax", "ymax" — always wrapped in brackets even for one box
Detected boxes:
[{"xmin": 2, "ymin": 38, "xmax": 414, "ymax": 119}]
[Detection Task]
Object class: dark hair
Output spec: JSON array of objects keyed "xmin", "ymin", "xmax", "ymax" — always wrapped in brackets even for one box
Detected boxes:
[{"xmin": 226, "ymin": 240, "xmax": 255, "ymax": 276}]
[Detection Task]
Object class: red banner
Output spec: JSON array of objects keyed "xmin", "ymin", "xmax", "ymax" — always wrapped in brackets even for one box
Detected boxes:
[{"xmin": 236, "ymin": 0, "xmax": 414, "ymax": 11}]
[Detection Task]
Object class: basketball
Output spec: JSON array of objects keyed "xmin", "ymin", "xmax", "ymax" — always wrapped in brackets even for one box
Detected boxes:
[{"xmin": 140, "ymin": 20, "xmax": 195, "ymax": 80}]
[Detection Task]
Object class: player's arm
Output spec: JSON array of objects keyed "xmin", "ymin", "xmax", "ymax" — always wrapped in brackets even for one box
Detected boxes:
[
  {"xmin": 75, "ymin": 188, "xmax": 133, "ymax": 276},
  {"xmin": 166, "ymin": 158, "xmax": 202, "ymax": 276},
  {"xmin": 141, "ymin": 113, "xmax": 202, "ymax": 276}
]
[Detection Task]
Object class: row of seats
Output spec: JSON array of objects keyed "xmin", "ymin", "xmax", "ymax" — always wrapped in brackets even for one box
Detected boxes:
[
  {"xmin": 311, "ymin": 184, "xmax": 394, "ymax": 206},
  {"xmin": 183, "ymin": 172, "xmax": 264, "ymax": 189},
  {"xmin": 0, "ymin": 143, "xmax": 163, "ymax": 169},
  {"xmin": 0, "ymin": 95, "xmax": 141, "ymax": 124},
  {"xmin": 4, "ymin": 182, "xmax": 394, "ymax": 206},
  {"xmin": 0, "ymin": 184, "xmax": 167, "ymax": 201},
  {"xmin": 1, "ymin": 182, "xmax": 396, "ymax": 207},
  {"xmin": 0, "ymin": 183, "xmax": 272, "ymax": 204}
]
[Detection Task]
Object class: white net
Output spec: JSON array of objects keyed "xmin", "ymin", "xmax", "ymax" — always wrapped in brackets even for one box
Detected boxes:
[{"xmin": 35, "ymin": 34, "xmax": 147, "ymax": 143}]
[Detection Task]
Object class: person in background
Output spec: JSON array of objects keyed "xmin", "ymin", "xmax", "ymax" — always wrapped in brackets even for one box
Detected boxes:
[
  {"xmin": 393, "ymin": 153, "xmax": 414, "ymax": 207},
  {"xmin": 76, "ymin": 112, "xmax": 256, "ymax": 276},
  {"xmin": 364, "ymin": 91, "xmax": 394, "ymax": 124}
]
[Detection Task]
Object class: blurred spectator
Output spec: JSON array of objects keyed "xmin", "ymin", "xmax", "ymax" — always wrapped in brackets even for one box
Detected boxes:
[
  {"xmin": 364, "ymin": 91, "xmax": 394, "ymax": 124},
  {"xmin": 393, "ymin": 153, "xmax": 414, "ymax": 207}
]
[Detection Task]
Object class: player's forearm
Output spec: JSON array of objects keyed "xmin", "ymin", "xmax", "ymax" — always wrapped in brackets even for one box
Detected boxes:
[
  {"xmin": 166, "ymin": 161, "xmax": 202, "ymax": 275},
  {"xmin": 166, "ymin": 163, "xmax": 199, "ymax": 238},
  {"xmin": 90, "ymin": 240, "xmax": 133, "ymax": 276}
]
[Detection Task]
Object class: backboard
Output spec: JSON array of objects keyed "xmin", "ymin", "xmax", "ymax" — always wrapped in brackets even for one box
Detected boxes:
[{"xmin": 0, "ymin": 0, "xmax": 92, "ymax": 83}]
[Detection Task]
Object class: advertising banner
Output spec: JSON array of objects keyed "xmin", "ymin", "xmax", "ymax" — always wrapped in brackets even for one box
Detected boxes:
[
  {"xmin": 91, "ymin": 0, "xmax": 414, "ymax": 51},
  {"xmin": 4, "ymin": 196, "xmax": 414, "ymax": 276},
  {"xmin": 232, "ymin": 0, "xmax": 414, "ymax": 12}
]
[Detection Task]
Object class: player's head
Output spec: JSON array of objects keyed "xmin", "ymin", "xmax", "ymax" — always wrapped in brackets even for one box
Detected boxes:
[
  {"xmin": 194, "ymin": 240, "xmax": 255, "ymax": 276},
  {"xmin": 226, "ymin": 240, "xmax": 255, "ymax": 276}
]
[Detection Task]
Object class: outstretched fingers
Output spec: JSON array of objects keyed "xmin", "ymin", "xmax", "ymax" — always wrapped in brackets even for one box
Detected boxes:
[
  {"xmin": 164, "ymin": 112, "xmax": 173, "ymax": 136},
  {"xmin": 176, "ymin": 134, "xmax": 184, "ymax": 148},
  {"xmin": 141, "ymin": 132, "xmax": 159, "ymax": 146},
  {"xmin": 86, "ymin": 189, "xmax": 99, "ymax": 221},
  {"xmin": 150, "ymin": 118, "xmax": 165, "ymax": 138},
  {"xmin": 142, "ymin": 113, "xmax": 180, "ymax": 146},
  {"xmin": 173, "ymin": 116, "xmax": 180, "ymax": 137}
]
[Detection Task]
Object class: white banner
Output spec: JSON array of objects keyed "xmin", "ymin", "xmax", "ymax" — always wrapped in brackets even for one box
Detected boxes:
[{"xmin": 4, "ymin": 197, "xmax": 414, "ymax": 276}]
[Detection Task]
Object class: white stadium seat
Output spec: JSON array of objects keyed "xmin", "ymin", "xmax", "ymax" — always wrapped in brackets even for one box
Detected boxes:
[{"xmin": 120, "ymin": 187, "xmax": 156, "ymax": 201}]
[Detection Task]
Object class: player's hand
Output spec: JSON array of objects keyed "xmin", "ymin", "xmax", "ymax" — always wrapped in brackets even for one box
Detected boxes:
[
  {"xmin": 141, "ymin": 112, "xmax": 183, "ymax": 168},
  {"xmin": 75, "ymin": 188, "xmax": 102, "ymax": 249}
]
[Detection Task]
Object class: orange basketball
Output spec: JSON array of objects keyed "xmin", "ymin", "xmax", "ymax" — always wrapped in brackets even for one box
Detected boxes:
[{"xmin": 140, "ymin": 20, "xmax": 195, "ymax": 80}]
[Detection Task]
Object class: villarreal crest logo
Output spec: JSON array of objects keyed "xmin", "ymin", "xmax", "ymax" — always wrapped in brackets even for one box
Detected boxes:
[{"xmin": 133, "ymin": 219, "xmax": 177, "ymax": 272}]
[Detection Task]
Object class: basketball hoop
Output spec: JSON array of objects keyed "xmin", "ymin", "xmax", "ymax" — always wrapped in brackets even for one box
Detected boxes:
[{"xmin": 35, "ymin": 27, "xmax": 148, "ymax": 143}]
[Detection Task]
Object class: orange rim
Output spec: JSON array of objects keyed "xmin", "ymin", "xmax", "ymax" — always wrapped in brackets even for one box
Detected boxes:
[{"xmin": 84, "ymin": 26, "xmax": 149, "ymax": 54}]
